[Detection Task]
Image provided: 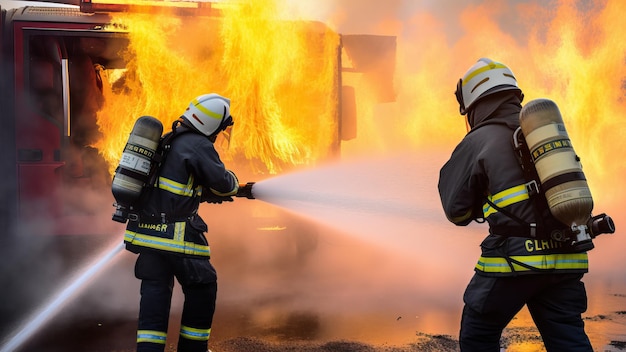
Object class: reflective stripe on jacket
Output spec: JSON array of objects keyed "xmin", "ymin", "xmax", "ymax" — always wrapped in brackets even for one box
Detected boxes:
[
  {"xmin": 475, "ymin": 253, "xmax": 588, "ymax": 273},
  {"xmin": 475, "ymin": 233, "xmax": 589, "ymax": 275},
  {"xmin": 483, "ymin": 184, "xmax": 529, "ymax": 218},
  {"xmin": 125, "ymin": 219, "xmax": 211, "ymax": 257}
]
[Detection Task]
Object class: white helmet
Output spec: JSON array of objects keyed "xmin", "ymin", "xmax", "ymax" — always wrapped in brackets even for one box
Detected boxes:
[
  {"xmin": 182, "ymin": 93, "xmax": 233, "ymax": 137},
  {"xmin": 455, "ymin": 58, "xmax": 522, "ymax": 115}
]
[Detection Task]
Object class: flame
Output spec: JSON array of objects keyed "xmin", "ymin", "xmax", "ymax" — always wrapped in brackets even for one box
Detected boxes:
[
  {"xmin": 94, "ymin": 0, "xmax": 340, "ymax": 177},
  {"xmin": 334, "ymin": 0, "xmax": 625, "ymax": 205},
  {"xmin": 91, "ymin": 0, "xmax": 625, "ymax": 196}
]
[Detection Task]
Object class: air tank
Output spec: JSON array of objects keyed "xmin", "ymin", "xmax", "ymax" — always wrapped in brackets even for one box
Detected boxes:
[
  {"xmin": 519, "ymin": 98, "xmax": 593, "ymax": 249},
  {"xmin": 111, "ymin": 116, "xmax": 163, "ymax": 222}
]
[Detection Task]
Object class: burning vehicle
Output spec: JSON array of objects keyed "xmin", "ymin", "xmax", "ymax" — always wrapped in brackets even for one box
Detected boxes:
[{"xmin": 0, "ymin": 0, "xmax": 396, "ymax": 239}]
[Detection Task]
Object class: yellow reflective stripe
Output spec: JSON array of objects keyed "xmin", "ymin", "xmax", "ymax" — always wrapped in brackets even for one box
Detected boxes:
[
  {"xmin": 137, "ymin": 330, "xmax": 167, "ymax": 344},
  {"xmin": 192, "ymin": 98, "xmax": 223, "ymax": 120},
  {"xmin": 475, "ymin": 253, "xmax": 588, "ymax": 273},
  {"xmin": 174, "ymin": 221, "xmax": 185, "ymax": 242},
  {"xmin": 463, "ymin": 62, "xmax": 508, "ymax": 85},
  {"xmin": 158, "ymin": 175, "xmax": 198, "ymax": 197},
  {"xmin": 483, "ymin": 184, "xmax": 529, "ymax": 217},
  {"xmin": 449, "ymin": 208, "xmax": 473, "ymax": 224},
  {"xmin": 209, "ymin": 186, "xmax": 237, "ymax": 197},
  {"xmin": 180, "ymin": 325, "xmax": 211, "ymax": 341},
  {"xmin": 124, "ymin": 230, "xmax": 211, "ymax": 257}
]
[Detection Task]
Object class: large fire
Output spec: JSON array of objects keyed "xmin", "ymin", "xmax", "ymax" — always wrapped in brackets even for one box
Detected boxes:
[
  {"xmin": 94, "ymin": 0, "xmax": 340, "ymax": 177},
  {"xmin": 377, "ymin": 0, "xmax": 625, "ymax": 204},
  {"xmin": 93, "ymin": 0, "xmax": 624, "ymax": 203}
]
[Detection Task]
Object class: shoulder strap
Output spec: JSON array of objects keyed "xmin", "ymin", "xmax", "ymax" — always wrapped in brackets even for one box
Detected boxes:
[
  {"xmin": 510, "ymin": 127, "xmax": 569, "ymax": 238},
  {"xmin": 481, "ymin": 127, "xmax": 547, "ymax": 238},
  {"xmin": 146, "ymin": 126, "xmax": 195, "ymax": 187},
  {"xmin": 512, "ymin": 127, "xmax": 541, "ymax": 197}
]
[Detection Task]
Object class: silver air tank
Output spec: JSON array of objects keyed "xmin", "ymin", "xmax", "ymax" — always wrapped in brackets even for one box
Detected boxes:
[
  {"xmin": 519, "ymin": 98, "xmax": 594, "ymax": 250},
  {"xmin": 111, "ymin": 116, "xmax": 163, "ymax": 223}
]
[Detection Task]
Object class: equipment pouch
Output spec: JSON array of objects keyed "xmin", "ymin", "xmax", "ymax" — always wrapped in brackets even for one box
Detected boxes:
[
  {"xmin": 463, "ymin": 275, "xmax": 498, "ymax": 314},
  {"xmin": 187, "ymin": 215, "xmax": 208, "ymax": 233},
  {"xmin": 180, "ymin": 257, "xmax": 217, "ymax": 285},
  {"xmin": 479, "ymin": 235, "xmax": 507, "ymax": 250}
]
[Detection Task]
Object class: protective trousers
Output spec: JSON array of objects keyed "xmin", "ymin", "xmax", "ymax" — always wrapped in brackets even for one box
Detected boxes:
[
  {"xmin": 134, "ymin": 251, "xmax": 218, "ymax": 352},
  {"xmin": 459, "ymin": 273, "xmax": 592, "ymax": 352}
]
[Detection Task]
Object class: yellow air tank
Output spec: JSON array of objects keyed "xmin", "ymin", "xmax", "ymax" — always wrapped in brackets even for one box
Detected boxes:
[{"xmin": 519, "ymin": 98, "xmax": 594, "ymax": 250}]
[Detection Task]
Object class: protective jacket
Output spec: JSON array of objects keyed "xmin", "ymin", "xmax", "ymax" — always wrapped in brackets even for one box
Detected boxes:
[
  {"xmin": 438, "ymin": 94, "xmax": 589, "ymax": 277},
  {"xmin": 124, "ymin": 125, "xmax": 238, "ymax": 258}
]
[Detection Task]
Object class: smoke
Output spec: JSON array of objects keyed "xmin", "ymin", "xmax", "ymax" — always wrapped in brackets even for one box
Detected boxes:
[
  {"xmin": 0, "ymin": 28, "xmax": 137, "ymax": 343},
  {"xmin": 0, "ymin": 187, "xmax": 130, "ymax": 338},
  {"xmin": 197, "ymin": 153, "xmax": 484, "ymax": 342},
  {"xmin": 283, "ymin": 0, "xmax": 626, "ymax": 200}
]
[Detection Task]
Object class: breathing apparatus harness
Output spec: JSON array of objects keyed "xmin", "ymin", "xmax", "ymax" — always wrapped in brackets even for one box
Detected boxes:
[
  {"xmin": 126, "ymin": 119, "xmax": 200, "ymax": 224},
  {"xmin": 480, "ymin": 124, "xmax": 612, "ymax": 249},
  {"xmin": 463, "ymin": 120, "xmax": 545, "ymax": 235}
]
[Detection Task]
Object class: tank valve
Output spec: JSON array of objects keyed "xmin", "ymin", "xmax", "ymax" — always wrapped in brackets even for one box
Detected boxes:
[
  {"xmin": 236, "ymin": 182, "xmax": 256, "ymax": 199},
  {"xmin": 112, "ymin": 203, "xmax": 129, "ymax": 223}
]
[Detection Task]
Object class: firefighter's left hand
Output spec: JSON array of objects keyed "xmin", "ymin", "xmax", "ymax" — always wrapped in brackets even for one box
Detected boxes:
[{"xmin": 201, "ymin": 193, "xmax": 234, "ymax": 204}]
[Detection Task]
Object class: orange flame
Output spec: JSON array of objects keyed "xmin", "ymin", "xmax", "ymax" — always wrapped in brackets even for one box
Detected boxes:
[
  {"xmin": 337, "ymin": 0, "xmax": 625, "ymax": 205},
  {"xmin": 92, "ymin": 0, "xmax": 625, "ymax": 202},
  {"xmin": 94, "ymin": 0, "xmax": 340, "ymax": 177}
]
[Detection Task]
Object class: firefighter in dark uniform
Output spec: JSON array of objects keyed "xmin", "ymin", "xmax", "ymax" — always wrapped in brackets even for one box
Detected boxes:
[
  {"xmin": 124, "ymin": 93, "xmax": 239, "ymax": 352},
  {"xmin": 438, "ymin": 58, "xmax": 593, "ymax": 351}
]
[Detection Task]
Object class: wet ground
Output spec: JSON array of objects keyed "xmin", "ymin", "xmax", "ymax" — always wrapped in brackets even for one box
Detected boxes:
[
  {"xmin": 4, "ymin": 249, "xmax": 625, "ymax": 352},
  {"xmin": 2, "ymin": 201, "xmax": 625, "ymax": 352},
  {"xmin": 8, "ymin": 306, "xmax": 626, "ymax": 352}
]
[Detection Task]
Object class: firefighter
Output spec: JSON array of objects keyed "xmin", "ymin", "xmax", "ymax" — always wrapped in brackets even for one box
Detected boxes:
[
  {"xmin": 438, "ymin": 58, "xmax": 593, "ymax": 351},
  {"xmin": 124, "ymin": 93, "xmax": 239, "ymax": 352}
]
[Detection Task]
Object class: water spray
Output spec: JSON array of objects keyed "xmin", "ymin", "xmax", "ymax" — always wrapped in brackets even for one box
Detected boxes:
[{"xmin": 0, "ymin": 240, "xmax": 125, "ymax": 352}]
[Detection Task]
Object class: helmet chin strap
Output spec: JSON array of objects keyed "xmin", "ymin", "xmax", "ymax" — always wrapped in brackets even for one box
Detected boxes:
[
  {"xmin": 172, "ymin": 118, "xmax": 184, "ymax": 131},
  {"xmin": 455, "ymin": 78, "xmax": 467, "ymax": 115},
  {"xmin": 208, "ymin": 115, "xmax": 234, "ymax": 142}
]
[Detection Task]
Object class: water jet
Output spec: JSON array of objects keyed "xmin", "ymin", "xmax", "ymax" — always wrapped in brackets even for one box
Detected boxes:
[{"xmin": 0, "ymin": 239, "xmax": 125, "ymax": 352}]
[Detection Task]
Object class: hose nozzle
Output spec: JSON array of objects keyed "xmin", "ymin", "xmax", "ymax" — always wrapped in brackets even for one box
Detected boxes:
[
  {"xmin": 588, "ymin": 213, "xmax": 615, "ymax": 238},
  {"xmin": 236, "ymin": 182, "xmax": 255, "ymax": 199}
]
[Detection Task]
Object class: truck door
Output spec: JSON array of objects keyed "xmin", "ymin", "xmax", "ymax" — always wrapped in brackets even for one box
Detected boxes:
[{"xmin": 12, "ymin": 13, "xmax": 128, "ymax": 235}]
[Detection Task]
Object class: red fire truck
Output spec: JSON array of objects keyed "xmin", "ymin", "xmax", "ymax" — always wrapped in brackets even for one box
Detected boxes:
[{"xmin": 0, "ymin": 0, "xmax": 395, "ymax": 238}]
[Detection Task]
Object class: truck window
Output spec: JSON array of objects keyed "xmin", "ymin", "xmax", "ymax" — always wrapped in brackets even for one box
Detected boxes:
[
  {"xmin": 28, "ymin": 36, "xmax": 64, "ymax": 128},
  {"xmin": 27, "ymin": 34, "xmax": 110, "ymax": 189}
]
